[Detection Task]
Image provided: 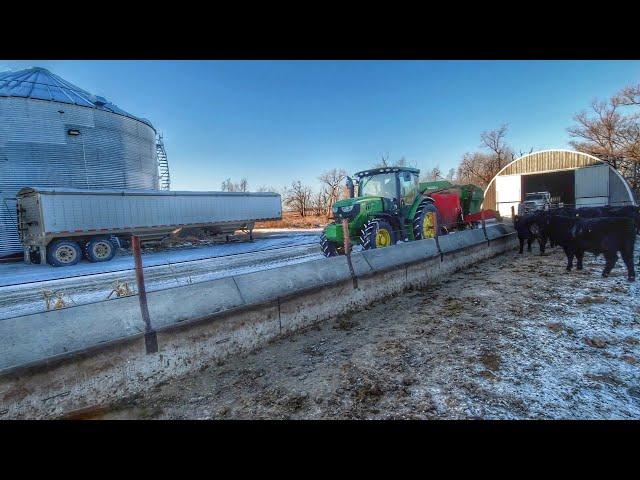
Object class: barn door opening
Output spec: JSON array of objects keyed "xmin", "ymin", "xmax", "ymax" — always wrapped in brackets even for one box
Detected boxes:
[{"xmin": 521, "ymin": 170, "xmax": 575, "ymax": 206}]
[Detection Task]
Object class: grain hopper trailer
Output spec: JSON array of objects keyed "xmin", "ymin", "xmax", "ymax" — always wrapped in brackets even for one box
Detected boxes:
[
  {"xmin": 320, "ymin": 167, "xmax": 496, "ymax": 256},
  {"xmin": 16, "ymin": 187, "xmax": 282, "ymax": 267}
]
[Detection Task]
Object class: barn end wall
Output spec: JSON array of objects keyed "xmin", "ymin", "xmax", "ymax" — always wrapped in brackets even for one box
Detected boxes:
[
  {"xmin": 483, "ymin": 149, "xmax": 636, "ymax": 212},
  {"xmin": 0, "ymin": 224, "xmax": 516, "ymax": 419}
]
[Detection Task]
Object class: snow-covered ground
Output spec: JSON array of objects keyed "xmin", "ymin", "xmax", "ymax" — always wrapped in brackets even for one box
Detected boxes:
[
  {"xmin": 0, "ymin": 231, "xmax": 321, "ymax": 320},
  {"xmin": 98, "ymin": 240, "xmax": 640, "ymax": 420}
]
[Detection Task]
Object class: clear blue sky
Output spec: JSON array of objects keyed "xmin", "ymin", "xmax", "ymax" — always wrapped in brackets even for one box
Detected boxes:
[{"xmin": 2, "ymin": 60, "xmax": 639, "ymax": 192}]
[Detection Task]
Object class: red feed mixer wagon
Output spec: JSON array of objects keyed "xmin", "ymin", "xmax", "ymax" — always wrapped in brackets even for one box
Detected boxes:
[{"xmin": 421, "ymin": 181, "xmax": 498, "ymax": 233}]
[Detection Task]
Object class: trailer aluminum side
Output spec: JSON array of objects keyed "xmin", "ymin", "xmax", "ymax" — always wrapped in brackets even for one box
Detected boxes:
[{"xmin": 16, "ymin": 187, "xmax": 282, "ymax": 266}]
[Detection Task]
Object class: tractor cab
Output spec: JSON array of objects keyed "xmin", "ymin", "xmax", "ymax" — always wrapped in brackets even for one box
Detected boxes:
[{"xmin": 353, "ymin": 167, "xmax": 420, "ymax": 214}]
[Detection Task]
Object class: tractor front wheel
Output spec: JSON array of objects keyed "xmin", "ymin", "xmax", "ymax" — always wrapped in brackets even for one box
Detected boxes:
[
  {"xmin": 320, "ymin": 233, "xmax": 344, "ymax": 257},
  {"xmin": 360, "ymin": 219, "xmax": 396, "ymax": 250},
  {"xmin": 413, "ymin": 202, "xmax": 440, "ymax": 240}
]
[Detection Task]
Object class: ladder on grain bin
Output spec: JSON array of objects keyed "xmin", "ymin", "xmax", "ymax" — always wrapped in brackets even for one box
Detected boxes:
[{"xmin": 156, "ymin": 133, "xmax": 171, "ymax": 191}]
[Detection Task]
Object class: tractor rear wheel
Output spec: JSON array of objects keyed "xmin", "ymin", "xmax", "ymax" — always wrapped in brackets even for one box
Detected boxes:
[
  {"xmin": 320, "ymin": 233, "xmax": 344, "ymax": 257},
  {"xmin": 413, "ymin": 202, "xmax": 440, "ymax": 240},
  {"xmin": 360, "ymin": 219, "xmax": 396, "ymax": 250}
]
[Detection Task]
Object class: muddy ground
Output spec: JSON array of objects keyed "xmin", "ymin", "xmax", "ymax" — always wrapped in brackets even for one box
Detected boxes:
[{"xmin": 99, "ymin": 243, "xmax": 640, "ymax": 420}]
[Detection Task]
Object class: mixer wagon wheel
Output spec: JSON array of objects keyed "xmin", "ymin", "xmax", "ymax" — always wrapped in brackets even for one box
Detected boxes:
[
  {"xmin": 413, "ymin": 202, "xmax": 441, "ymax": 240},
  {"xmin": 360, "ymin": 219, "xmax": 396, "ymax": 250}
]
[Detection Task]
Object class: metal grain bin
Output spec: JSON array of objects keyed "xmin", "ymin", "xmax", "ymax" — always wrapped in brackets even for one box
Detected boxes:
[{"xmin": 0, "ymin": 67, "xmax": 159, "ymax": 257}]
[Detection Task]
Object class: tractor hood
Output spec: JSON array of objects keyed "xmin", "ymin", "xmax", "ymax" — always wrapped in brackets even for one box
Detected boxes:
[
  {"xmin": 332, "ymin": 197, "xmax": 364, "ymax": 219},
  {"xmin": 332, "ymin": 196, "xmax": 394, "ymax": 220}
]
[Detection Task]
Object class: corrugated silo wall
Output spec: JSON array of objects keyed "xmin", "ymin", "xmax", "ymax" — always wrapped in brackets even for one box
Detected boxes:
[{"xmin": 0, "ymin": 97, "xmax": 158, "ymax": 257}]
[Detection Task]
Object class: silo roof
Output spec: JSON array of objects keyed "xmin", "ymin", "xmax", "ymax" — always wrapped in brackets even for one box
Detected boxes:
[{"xmin": 0, "ymin": 67, "xmax": 154, "ymax": 129}]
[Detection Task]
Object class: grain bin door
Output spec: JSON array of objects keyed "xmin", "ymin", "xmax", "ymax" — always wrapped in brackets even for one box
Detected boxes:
[
  {"xmin": 495, "ymin": 175, "xmax": 521, "ymax": 217},
  {"xmin": 575, "ymin": 164, "xmax": 609, "ymax": 207}
]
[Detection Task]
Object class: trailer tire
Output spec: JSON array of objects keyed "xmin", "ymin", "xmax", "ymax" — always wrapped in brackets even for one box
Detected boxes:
[
  {"xmin": 47, "ymin": 239, "xmax": 82, "ymax": 267},
  {"xmin": 360, "ymin": 219, "xmax": 396, "ymax": 250},
  {"xmin": 84, "ymin": 237, "xmax": 117, "ymax": 263},
  {"xmin": 413, "ymin": 202, "xmax": 441, "ymax": 239}
]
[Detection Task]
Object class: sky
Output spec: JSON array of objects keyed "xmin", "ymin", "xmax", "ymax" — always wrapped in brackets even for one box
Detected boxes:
[{"xmin": 1, "ymin": 60, "xmax": 639, "ymax": 192}]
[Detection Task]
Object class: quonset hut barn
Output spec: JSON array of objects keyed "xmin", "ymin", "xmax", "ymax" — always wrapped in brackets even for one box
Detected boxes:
[
  {"xmin": 482, "ymin": 149, "xmax": 636, "ymax": 217},
  {"xmin": 0, "ymin": 67, "xmax": 161, "ymax": 258}
]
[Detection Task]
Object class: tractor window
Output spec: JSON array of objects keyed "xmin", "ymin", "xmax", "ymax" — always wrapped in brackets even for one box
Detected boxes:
[
  {"xmin": 400, "ymin": 172, "xmax": 418, "ymax": 205},
  {"xmin": 359, "ymin": 173, "xmax": 397, "ymax": 198}
]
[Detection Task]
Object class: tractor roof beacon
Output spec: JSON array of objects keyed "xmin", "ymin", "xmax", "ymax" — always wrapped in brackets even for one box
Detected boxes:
[{"xmin": 319, "ymin": 166, "xmax": 496, "ymax": 257}]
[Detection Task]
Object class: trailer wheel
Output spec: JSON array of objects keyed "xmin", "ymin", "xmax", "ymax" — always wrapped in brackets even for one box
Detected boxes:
[
  {"xmin": 413, "ymin": 202, "xmax": 441, "ymax": 239},
  {"xmin": 84, "ymin": 237, "xmax": 117, "ymax": 263},
  {"xmin": 360, "ymin": 219, "xmax": 396, "ymax": 250},
  {"xmin": 47, "ymin": 239, "xmax": 82, "ymax": 267}
]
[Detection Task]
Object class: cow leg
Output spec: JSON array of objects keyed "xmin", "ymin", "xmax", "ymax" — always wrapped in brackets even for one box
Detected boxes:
[
  {"xmin": 538, "ymin": 235, "xmax": 546, "ymax": 255},
  {"xmin": 519, "ymin": 238, "xmax": 525, "ymax": 254},
  {"xmin": 621, "ymin": 248, "xmax": 636, "ymax": 282},
  {"xmin": 563, "ymin": 246, "xmax": 574, "ymax": 271},
  {"xmin": 576, "ymin": 250, "xmax": 584, "ymax": 270},
  {"xmin": 602, "ymin": 252, "xmax": 618, "ymax": 278},
  {"xmin": 527, "ymin": 238, "xmax": 532, "ymax": 252}
]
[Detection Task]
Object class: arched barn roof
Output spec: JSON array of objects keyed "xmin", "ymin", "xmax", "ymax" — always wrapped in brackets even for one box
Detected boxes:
[{"xmin": 482, "ymin": 149, "xmax": 635, "ymax": 212}]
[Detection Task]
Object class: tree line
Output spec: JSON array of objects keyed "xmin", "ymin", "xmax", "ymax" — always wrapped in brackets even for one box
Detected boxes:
[{"xmin": 221, "ymin": 79, "xmax": 640, "ymax": 217}]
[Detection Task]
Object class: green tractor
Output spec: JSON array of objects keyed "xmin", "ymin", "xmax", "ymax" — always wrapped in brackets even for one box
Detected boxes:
[{"xmin": 319, "ymin": 166, "xmax": 491, "ymax": 257}]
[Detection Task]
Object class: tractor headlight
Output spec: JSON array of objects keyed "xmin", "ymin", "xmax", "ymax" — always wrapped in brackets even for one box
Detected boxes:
[{"xmin": 335, "ymin": 203, "xmax": 360, "ymax": 220}]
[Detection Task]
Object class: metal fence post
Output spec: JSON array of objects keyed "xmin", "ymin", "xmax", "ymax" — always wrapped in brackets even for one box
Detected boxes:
[
  {"xmin": 432, "ymin": 213, "xmax": 443, "ymax": 261},
  {"xmin": 342, "ymin": 218, "xmax": 358, "ymax": 289},
  {"xmin": 132, "ymin": 235, "xmax": 158, "ymax": 354},
  {"xmin": 481, "ymin": 211, "xmax": 489, "ymax": 245}
]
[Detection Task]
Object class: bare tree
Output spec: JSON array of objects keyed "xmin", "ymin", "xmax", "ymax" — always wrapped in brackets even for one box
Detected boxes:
[
  {"xmin": 374, "ymin": 154, "xmax": 417, "ymax": 169},
  {"xmin": 568, "ymin": 92, "xmax": 640, "ymax": 194},
  {"xmin": 421, "ymin": 165, "xmax": 442, "ymax": 182},
  {"xmin": 457, "ymin": 125, "xmax": 516, "ymax": 188},
  {"xmin": 311, "ymin": 189, "xmax": 330, "ymax": 216},
  {"xmin": 445, "ymin": 168, "xmax": 456, "ymax": 183},
  {"xmin": 256, "ymin": 185, "xmax": 277, "ymax": 193},
  {"xmin": 221, "ymin": 178, "xmax": 249, "ymax": 192},
  {"xmin": 568, "ymin": 100, "xmax": 629, "ymax": 169},
  {"xmin": 318, "ymin": 168, "xmax": 347, "ymax": 216},
  {"xmin": 221, "ymin": 178, "xmax": 234, "ymax": 192},
  {"xmin": 614, "ymin": 84, "xmax": 640, "ymax": 106},
  {"xmin": 376, "ymin": 153, "xmax": 391, "ymax": 167},
  {"xmin": 284, "ymin": 180, "xmax": 313, "ymax": 217}
]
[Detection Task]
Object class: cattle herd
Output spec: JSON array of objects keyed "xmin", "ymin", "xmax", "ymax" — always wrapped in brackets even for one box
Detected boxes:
[{"xmin": 513, "ymin": 205, "xmax": 639, "ymax": 282}]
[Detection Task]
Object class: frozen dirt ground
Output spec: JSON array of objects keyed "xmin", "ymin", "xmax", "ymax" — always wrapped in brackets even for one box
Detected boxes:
[{"xmin": 97, "ymin": 242, "xmax": 640, "ymax": 420}]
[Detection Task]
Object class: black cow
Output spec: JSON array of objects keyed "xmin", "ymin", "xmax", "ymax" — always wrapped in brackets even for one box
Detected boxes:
[
  {"xmin": 514, "ymin": 214, "xmax": 533, "ymax": 254},
  {"xmin": 604, "ymin": 205, "xmax": 640, "ymax": 233},
  {"xmin": 539, "ymin": 215, "xmax": 636, "ymax": 281},
  {"xmin": 514, "ymin": 212, "xmax": 547, "ymax": 254}
]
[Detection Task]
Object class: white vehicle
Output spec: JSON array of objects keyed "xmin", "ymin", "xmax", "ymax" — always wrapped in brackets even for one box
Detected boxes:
[
  {"xmin": 518, "ymin": 192, "xmax": 551, "ymax": 216},
  {"xmin": 16, "ymin": 187, "xmax": 282, "ymax": 267}
]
